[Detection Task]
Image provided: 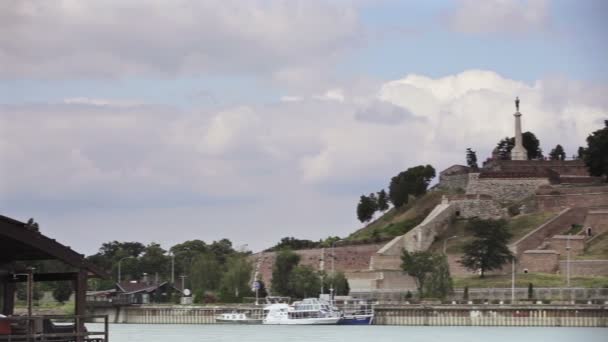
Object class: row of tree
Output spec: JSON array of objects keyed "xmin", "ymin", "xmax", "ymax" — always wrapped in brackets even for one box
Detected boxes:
[
  {"xmin": 357, "ymin": 165, "xmax": 436, "ymax": 223},
  {"xmin": 270, "ymin": 249, "xmax": 350, "ymax": 299}
]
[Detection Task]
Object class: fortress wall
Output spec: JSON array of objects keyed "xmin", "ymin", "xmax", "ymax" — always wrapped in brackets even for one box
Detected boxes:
[
  {"xmin": 510, "ymin": 207, "xmax": 587, "ymax": 258},
  {"xmin": 439, "ymin": 173, "xmax": 470, "ymax": 191},
  {"xmin": 520, "ymin": 250, "xmax": 560, "ymax": 273},
  {"xmin": 466, "ymin": 173, "xmax": 550, "ymax": 203},
  {"xmin": 483, "ymin": 160, "xmax": 589, "ymax": 176},
  {"xmin": 548, "ymin": 235, "xmax": 586, "ymax": 257},
  {"xmin": 559, "ymin": 260, "xmax": 608, "ymax": 277},
  {"xmin": 451, "ymin": 198, "xmax": 507, "ymax": 219},
  {"xmin": 252, "ymin": 244, "xmax": 383, "ymax": 288},
  {"xmin": 536, "ymin": 186, "xmax": 608, "ymax": 211},
  {"xmin": 585, "ymin": 209, "xmax": 608, "ymax": 236}
]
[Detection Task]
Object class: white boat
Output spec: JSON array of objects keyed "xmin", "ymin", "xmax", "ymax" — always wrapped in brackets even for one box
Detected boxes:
[
  {"xmin": 215, "ymin": 312, "xmax": 262, "ymax": 324},
  {"xmin": 262, "ymin": 298, "xmax": 342, "ymax": 325}
]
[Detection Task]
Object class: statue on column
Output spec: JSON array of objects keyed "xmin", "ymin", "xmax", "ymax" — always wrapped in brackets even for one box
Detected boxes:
[{"xmin": 515, "ymin": 96, "xmax": 520, "ymax": 112}]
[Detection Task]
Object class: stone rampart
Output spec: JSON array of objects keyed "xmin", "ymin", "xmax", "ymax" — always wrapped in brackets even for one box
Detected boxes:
[
  {"xmin": 548, "ymin": 235, "xmax": 586, "ymax": 257},
  {"xmin": 440, "ymin": 173, "xmax": 470, "ymax": 191},
  {"xmin": 466, "ymin": 173, "xmax": 550, "ymax": 203},
  {"xmin": 559, "ymin": 260, "xmax": 608, "ymax": 277},
  {"xmin": 450, "ymin": 197, "xmax": 507, "ymax": 219},
  {"xmin": 483, "ymin": 160, "xmax": 589, "ymax": 176},
  {"xmin": 536, "ymin": 186, "xmax": 608, "ymax": 211},
  {"xmin": 584, "ymin": 208, "xmax": 608, "ymax": 236},
  {"xmin": 251, "ymin": 244, "xmax": 383, "ymax": 287},
  {"xmin": 510, "ymin": 207, "xmax": 587, "ymax": 258},
  {"xmin": 520, "ymin": 250, "xmax": 560, "ymax": 273}
]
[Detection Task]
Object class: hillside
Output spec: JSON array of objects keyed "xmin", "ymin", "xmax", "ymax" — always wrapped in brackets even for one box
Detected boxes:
[{"xmin": 346, "ymin": 191, "xmax": 446, "ymax": 243}]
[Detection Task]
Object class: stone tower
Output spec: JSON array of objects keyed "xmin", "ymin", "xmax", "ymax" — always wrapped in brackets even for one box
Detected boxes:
[{"xmin": 511, "ymin": 97, "xmax": 528, "ymax": 161}]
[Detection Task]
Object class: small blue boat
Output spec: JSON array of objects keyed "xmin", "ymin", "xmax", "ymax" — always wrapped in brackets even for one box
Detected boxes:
[{"xmin": 338, "ymin": 313, "xmax": 373, "ymax": 325}]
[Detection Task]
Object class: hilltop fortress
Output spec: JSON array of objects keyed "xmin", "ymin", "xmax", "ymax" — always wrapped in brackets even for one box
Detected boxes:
[{"xmin": 253, "ymin": 99, "xmax": 608, "ymax": 293}]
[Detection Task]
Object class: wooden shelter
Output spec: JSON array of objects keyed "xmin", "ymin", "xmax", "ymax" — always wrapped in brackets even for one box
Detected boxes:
[{"xmin": 0, "ymin": 214, "xmax": 108, "ymax": 341}]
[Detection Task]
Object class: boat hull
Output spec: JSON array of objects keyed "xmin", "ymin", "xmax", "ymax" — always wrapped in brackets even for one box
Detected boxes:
[
  {"xmin": 216, "ymin": 318, "xmax": 263, "ymax": 324},
  {"xmin": 262, "ymin": 317, "xmax": 341, "ymax": 325},
  {"xmin": 338, "ymin": 314, "xmax": 373, "ymax": 325}
]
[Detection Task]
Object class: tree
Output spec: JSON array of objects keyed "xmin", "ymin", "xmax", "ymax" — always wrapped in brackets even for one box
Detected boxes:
[
  {"xmin": 356, "ymin": 195, "xmax": 376, "ymax": 223},
  {"xmin": 583, "ymin": 120, "xmax": 608, "ymax": 180},
  {"xmin": 190, "ymin": 252, "xmax": 222, "ymax": 293},
  {"xmin": 466, "ymin": 148, "xmax": 478, "ymax": 170},
  {"xmin": 52, "ymin": 282, "xmax": 73, "ymax": 303},
  {"xmin": 460, "ymin": 219, "xmax": 513, "ymax": 278},
  {"xmin": 267, "ymin": 237, "xmax": 319, "ymax": 251},
  {"xmin": 376, "ymin": 189, "xmax": 389, "ymax": 212},
  {"xmin": 549, "ymin": 144, "xmax": 566, "ymax": 161},
  {"xmin": 271, "ymin": 249, "xmax": 301, "ymax": 296},
  {"xmin": 209, "ymin": 239, "xmax": 235, "ymax": 265},
  {"xmin": 424, "ymin": 254, "xmax": 453, "ymax": 299},
  {"xmin": 218, "ymin": 256, "xmax": 253, "ymax": 302},
  {"xmin": 576, "ymin": 146, "xmax": 586, "ymax": 160},
  {"xmin": 323, "ymin": 272, "xmax": 350, "ymax": 296},
  {"xmin": 288, "ymin": 265, "xmax": 321, "ymax": 299},
  {"xmin": 400, "ymin": 250, "xmax": 436, "ymax": 297},
  {"xmin": 138, "ymin": 243, "xmax": 170, "ymax": 280},
  {"xmin": 495, "ymin": 131, "xmax": 543, "ymax": 160},
  {"xmin": 389, "ymin": 165, "xmax": 436, "ymax": 207}
]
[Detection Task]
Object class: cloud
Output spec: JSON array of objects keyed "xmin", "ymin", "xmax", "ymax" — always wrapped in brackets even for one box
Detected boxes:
[
  {"xmin": 2, "ymin": 69, "xmax": 607, "ymax": 253},
  {"xmin": 447, "ymin": 0, "xmax": 550, "ymax": 34},
  {"xmin": 0, "ymin": 0, "xmax": 362, "ymax": 79}
]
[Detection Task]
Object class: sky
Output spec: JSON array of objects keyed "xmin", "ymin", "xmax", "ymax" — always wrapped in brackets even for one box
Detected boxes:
[{"xmin": 1, "ymin": 0, "xmax": 607, "ymax": 255}]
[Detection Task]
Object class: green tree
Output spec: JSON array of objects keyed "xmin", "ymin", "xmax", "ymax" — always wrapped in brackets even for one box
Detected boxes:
[
  {"xmin": 209, "ymin": 239, "xmax": 235, "ymax": 265},
  {"xmin": 138, "ymin": 243, "xmax": 170, "ymax": 280},
  {"xmin": 356, "ymin": 195, "xmax": 376, "ymax": 223},
  {"xmin": 424, "ymin": 254, "xmax": 453, "ymax": 299},
  {"xmin": 190, "ymin": 252, "xmax": 222, "ymax": 293},
  {"xmin": 400, "ymin": 250, "xmax": 436, "ymax": 297},
  {"xmin": 466, "ymin": 148, "xmax": 478, "ymax": 170},
  {"xmin": 495, "ymin": 132, "xmax": 543, "ymax": 160},
  {"xmin": 460, "ymin": 219, "xmax": 513, "ymax": 278},
  {"xmin": 288, "ymin": 265, "xmax": 321, "ymax": 299},
  {"xmin": 583, "ymin": 120, "xmax": 608, "ymax": 179},
  {"xmin": 376, "ymin": 189, "xmax": 389, "ymax": 212},
  {"xmin": 323, "ymin": 272, "xmax": 350, "ymax": 296},
  {"xmin": 389, "ymin": 165, "xmax": 436, "ymax": 207},
  {"xmin": 218, "ymin": 256, "xmax": 253, "ymax": 302},
  {"xmin": 549, "ymin": 144, "xmax": 566, "ymax": 161},
  {"xmin": 52, "ymin": 282, "xmax": 73, "ymax": 303},
  {"xmin": 576, "ymin": 146, "xmax": 586, "ymax": 160},
  {"xmin": 271, "ymin": 249, "xmax": 301, "ymax": 296}
]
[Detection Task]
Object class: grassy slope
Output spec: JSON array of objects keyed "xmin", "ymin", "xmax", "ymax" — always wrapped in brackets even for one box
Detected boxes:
[
  {"xmin": 346, "ymin": 191, "xmax": 445, "ymax": 243},
  {"xmin": 577, "ymin": 232, "xmax": 608, "ymax": 260}
]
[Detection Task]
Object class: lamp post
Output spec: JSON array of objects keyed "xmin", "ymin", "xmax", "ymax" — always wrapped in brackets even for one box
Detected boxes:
[
  {"xmin": 117, "ymin": 256, "xmax": 135, "ymax": 283},
  {"xmin": 566, "ymin": 234, "xmax": 571, "ymax": 287},
  {"xmin": 511, "ymin": 256, "xmax": 516, "ymax": 304},
  {"xmin": 443, "ymin": 235, "xmax": 459, "ymax": 254}
]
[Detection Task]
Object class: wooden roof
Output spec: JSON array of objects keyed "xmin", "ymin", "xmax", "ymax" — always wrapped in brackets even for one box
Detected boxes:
[{"xmin": 0, "ymin": 215, "xmax": 106, "ymax": 278}]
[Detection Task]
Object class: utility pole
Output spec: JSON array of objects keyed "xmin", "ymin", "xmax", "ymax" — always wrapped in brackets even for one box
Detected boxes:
[
  {"xmin": 566, "ymin": 234, "xmax": 571, "ymax": 287},
  {"xmin": 117, "ymin": 256, "xmax": 134, "ymax": 284}
]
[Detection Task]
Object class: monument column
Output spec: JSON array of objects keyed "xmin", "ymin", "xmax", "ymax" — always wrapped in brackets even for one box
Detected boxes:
[{"xmin": 511, "ymin": 97, "xmax": 528, "ymax": 161}]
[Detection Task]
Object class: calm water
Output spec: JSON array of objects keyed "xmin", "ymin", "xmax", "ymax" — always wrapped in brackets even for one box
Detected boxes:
[{"xmin": 100, "ymin": 324, "xmax": 606, "ymax": 342}]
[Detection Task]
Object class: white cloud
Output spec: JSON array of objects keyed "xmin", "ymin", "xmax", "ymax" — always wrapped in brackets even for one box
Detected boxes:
[
  {"xmin": 1, "ymin": 69, "xmax": 607, "ymax": 252},
  {"xmin": 448, "ymin": 0, "xmax": 550, "ymax": 34},
  {"xmin": 0, "ymin": 0, "xmax": 362, "ymax": 79}
]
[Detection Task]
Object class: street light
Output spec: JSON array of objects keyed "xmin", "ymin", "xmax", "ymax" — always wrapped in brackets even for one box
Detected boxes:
[
  {"xmin": 443, "ymin": 235, "xmax": 459, "ymax": 254},
  {"xmin": 566, "ymin": 234, "xmax": 571, "ymax": 287},
  {"xmin": 330, "ymin": 239, "xmax": 344, "ymax": 299},
  {"xmin": 117, "ymin": 256, "xmax": 135, "ymax": 283}
]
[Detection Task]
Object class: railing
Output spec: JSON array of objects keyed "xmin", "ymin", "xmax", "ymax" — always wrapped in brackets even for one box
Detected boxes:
[{"xmin": 0, "ymin": 314, "xmax": 108, "ymax": 342}]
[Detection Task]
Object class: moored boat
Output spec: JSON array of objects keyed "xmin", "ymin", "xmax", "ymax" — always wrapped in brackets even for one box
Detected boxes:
[
  {"xmin": 262, "ymin": 299, "xmax": 342, "ymax": 325},
  {"xmin": 215, "ymin": 312, "xmax": 262, "ymax": 324}
]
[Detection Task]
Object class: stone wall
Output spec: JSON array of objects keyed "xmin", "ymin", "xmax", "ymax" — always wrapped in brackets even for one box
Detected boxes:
[
  {"xmin": 466, "ymin": 173, "xmax": 550, "ymax": 203},
  {"xmin": 483, "ymin": 160, "xmax": 589, "ymax": 176},
  {"xmin": 548, "ymin": 235, "xmax": 586, "ymax": 257},
  {"xmin": 584, "ymin": 208, "xmax": 608, "ymax": 236},
  {"xmin": 536, "ymin": 185, "xmax": 608, "ymax": 211},
  {"xmin": 520, "ymin": 250, "xmax": 560, "ymax": 273},
  {"xmin": 559, "ymin": 260, "xmax": 608, "ymax": 277},
  {"xmin": 450, "ymin": 197, "xmax": 507, "ymax": 219},
  {"xmin": 439, "ymin": 173, "xmax": 470, "ymax": 191},
  {"xmin": 510, "ymin": 207, "xmax": 587, "ymax": 258},
  {"xmin": 251, "ymin": 244, "xmax": 383, "ymax": 288}
]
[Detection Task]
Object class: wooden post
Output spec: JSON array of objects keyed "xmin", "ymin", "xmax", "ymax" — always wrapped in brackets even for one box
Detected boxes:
[
  {"xmin": 2, "ymin": 281, "xmax": 15, "ymax": 316},
  {"xmin": 74, "ymin": 269, "xmax": 87, "ymax": 342}
]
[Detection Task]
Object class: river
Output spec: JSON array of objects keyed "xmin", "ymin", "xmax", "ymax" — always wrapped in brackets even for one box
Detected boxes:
[{"xmin": 103, "ymin": 324, "xmax": 606, "ymax": 342}]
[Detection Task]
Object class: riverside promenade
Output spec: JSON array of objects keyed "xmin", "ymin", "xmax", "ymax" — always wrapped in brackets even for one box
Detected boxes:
[{"xmin": 89, "ymin": 304, "xmax": 607, "ymax": 327}]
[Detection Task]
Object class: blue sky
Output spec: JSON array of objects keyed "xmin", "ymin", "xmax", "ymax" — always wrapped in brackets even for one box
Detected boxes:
[{"xmin": 1, "ymin": 0, "xmax": 607, "ymax": 254}]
